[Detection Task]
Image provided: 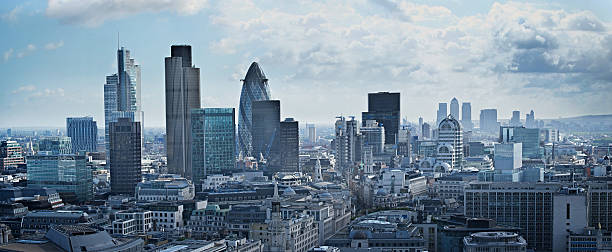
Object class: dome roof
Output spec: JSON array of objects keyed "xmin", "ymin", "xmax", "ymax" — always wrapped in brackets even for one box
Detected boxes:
[
  {"xmin": 434, "ymin": 162, "xmax": 451, "ymax": 172},
  {"xmin": 283, "ymin": 186, "xmax": 296, "ymax": 196},
  {"xmin": 438, "ymin": 116, "xmax": 461, "ymax": 130}
]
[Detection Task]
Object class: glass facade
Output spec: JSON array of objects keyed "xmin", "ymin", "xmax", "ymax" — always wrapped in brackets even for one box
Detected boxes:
[
  {"xmin": 500, "ymin": 126, "xmax": 542, "ymax": 159},
  {"xmin": 191, "ymin": 108, "xmax": 236, "ymax": 186},
  {"xmin": 363, "ymin": 92, "xmax": 400, "ymax": 145},
  {"xmin": 38, "ymin": 136, "xmax": 72, "ymax": 154},
  {"xmin": 238, "ymin": 62, "xmax": 271, "ymax": 157},
  {"xmin": 66, "ymin": 117, "xmax": 98, "ymax": 153},
  {"xmin": 26, "ymin": 154, "xmax": 92, "ymax": 202}
]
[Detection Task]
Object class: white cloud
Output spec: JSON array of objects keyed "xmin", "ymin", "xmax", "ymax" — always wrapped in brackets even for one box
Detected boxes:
[
  {"xmin": 44, "ymin": 40, "xmax": 64, "ymax": 50},
  {"xmin": 12, "ymin": 85, "xmax": 36, "ymax": 94},
  {"xmin": 209, "ymin": 0, "xmax": 612, "ymax": 121},
  {"xmin": 3, "ymin": 48, "xmax": 13, "ymax": 62},
  {"xmin": 16, "ymin": 44, "xmax": 37, "ymax": 58},
  {"xmin": 1, "ymin": 5, "xmax": 23, "ymax": 22},
  {"xmin": 46, "ymin": 0, "xmax": 208, "ymax": 27}
]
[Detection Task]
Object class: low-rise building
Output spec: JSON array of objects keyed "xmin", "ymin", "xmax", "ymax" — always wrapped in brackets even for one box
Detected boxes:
[
  {"xmin": 463, "ymin": 232, "xmax": 527, "ymax": 252},
  {"xmin": 136, "ymin": 174, "xmax": 194, "ymax": 201},
  {"xmin": 144, "ymin": 202, "xmax": 184, "ymax": 231}
]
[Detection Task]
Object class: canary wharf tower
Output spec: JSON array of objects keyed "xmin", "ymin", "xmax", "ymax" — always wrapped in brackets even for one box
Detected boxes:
[{"xmin": 238, "ymin": 62, "xmax": 271, "ymax": 157}]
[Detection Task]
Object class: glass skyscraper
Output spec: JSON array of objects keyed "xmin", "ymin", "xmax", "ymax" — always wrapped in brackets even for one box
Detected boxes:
[
  {"xmin": 279, "ymin": 118, "xmax": 299, "ymax": 173},
  {"xmin": 461, "ymin": 102, "xmax": 473, "ymax": 131},
  {"xmin": 450, "ymin": 97, "xmax": 459, "ymax": 120},
  {"xmin": 26, "ymin": 154, "xmax": 92, "ymax": 202},
  {"xmin": 104, "ymin": 47, "xmax": 144, "ymax": 164},
  {"xmin": 252, "ymin": 100, "xmax": 280, "ymax": 173},
  {"xmin": 238, "ymin": 62, "xmax": 271, "ymax": 157},
  {"xmin": 191, "ymin": 108, "xmax": 236, "ymax": 186},
  {"xmin": 362, "ymin": 92, "xmax": 400, "ymax": 145},
  {"xmin": 109, "ymin": 117, "xmax": 142, "ymax": 196},
  {"xmin": 500, "ymin": 126, "xmax": 542, "ymax": 159},
  {"xmin": 66, "ymin": 116, "xmax": 98, "ymax": 153}
]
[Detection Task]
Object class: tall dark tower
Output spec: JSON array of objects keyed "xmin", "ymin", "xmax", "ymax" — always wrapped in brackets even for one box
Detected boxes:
[
  {"xmin": 362, "ymin": 92, "xmax": 400, "ymax": 145},
  {"xmin": 251, "ymin": 100, "xmax": 280, "ymax": 174},
  {"xmin": 238, "ymin": 62, "xmax": 271, "ymax": 157},
  {"xmin": 165, "ymin": 45, "xmax": 201, "ymax": 179},
  {"xmin": 109, "ymin": 117, "xmax": 142, "ymax": 195}
]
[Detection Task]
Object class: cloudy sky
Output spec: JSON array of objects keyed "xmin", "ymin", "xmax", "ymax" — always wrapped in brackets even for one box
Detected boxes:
[{"xmin": 1, "ymin": 0, "xmax": 611, "ymax": 127}]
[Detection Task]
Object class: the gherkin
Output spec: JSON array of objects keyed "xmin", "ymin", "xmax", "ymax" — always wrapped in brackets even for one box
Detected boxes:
[{"xmin": 238, "ymin": 62, "xmax": 271, "ymax": 157}]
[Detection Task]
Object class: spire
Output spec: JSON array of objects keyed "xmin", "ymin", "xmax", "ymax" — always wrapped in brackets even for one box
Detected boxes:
[{"xmin": 273, "ymin": 180, "xmax": 279, "ymax": 200}]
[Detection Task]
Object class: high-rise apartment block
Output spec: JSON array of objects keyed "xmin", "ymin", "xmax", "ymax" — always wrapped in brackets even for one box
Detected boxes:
[
  {"xmin": 362, "ymin": 92, "xmax": 400, "ymax": 145},
  {"xmin": 165, "ymin": 45, "xmax": 201, "ymax": 179},
  {"xmin": 109, "ymin": 118, "xmax": 142, "ymax": 196},
  {"xmin": 66, "ymin": 117, "xmax": 98, "ymax": 153}
]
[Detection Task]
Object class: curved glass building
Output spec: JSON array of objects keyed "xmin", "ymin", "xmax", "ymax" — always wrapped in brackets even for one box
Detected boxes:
[{"xmin": 238, "ymin": 62, "xmax": 271, "ymax": 157}]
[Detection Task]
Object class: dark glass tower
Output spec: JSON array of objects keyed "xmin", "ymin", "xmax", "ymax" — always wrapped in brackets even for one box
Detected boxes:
[
  {"xmin": 238, "ymin": 62, "xmax": 271, "ymax": 157},
  {"xmin": 109, "ymin": 117, "xmax": 142, "ymax": 196},
  {"xmin": 362, "ymin": 92, "xmax": 400, "ymax": 145},
  {"xmin": 165, "ymin": 45, "xmax": 201, "ymax": 179},
  {"xmin": 251, "ymin": 100, "xmax": 280, "ymax": 173},
  {"xmin": 66, "ymin": 116, "xmax": 98, "ymax": 153},
  {"xmin": 279, "ymin": 118, "xmax": 299, "ymax": 173}
]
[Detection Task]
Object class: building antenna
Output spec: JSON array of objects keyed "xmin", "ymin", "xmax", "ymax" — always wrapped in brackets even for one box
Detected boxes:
[{"xmin": 117, "ymin": 32, "xmax": 120, "ymax": 50}]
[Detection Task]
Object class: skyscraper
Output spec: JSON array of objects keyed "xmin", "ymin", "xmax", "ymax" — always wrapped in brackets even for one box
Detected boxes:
[
  {"xmin": 525, "ymin": 110, "xmax": 536, "ymax": 128},
  {"xmin": 307, "ymin": 123, "xmax": 316, "ymax": 143},
  {"xmin": 437, "ymin": 116, "xmax": 463, "ymax": 170},
  {"xmin": 109, "ymin": 117, "xmax": 142, "ymax": 196},
  {"xmin": 450, "ymin": 97, "xmax": 459, "ymax": 119},
  {"xmin": 279, "ymin": 118, "xmax": 299, "ymax": 173},
  {"xmin": 510, "ymin": 110, "xmax": 521, "ymax": 127},
  {"xmin": 437, "ymin": 102, "xmax": 447, "ymax": 127},
  {"xmin": 461, "ymin": 102, "xmax": 473, "ymax": 131},
  {"xmin": 104, "ymin": 47, "xmax": 144, "ymax": 163},
  {"xmin": 191, "ymin": 108, "xmax": 236, "ymax": 186},
  {"xmin": 252, "ymin": 100, "xmax": 281, "ymax": 173},
  {"xmin": 0, "ymin": 140, "xmax": 25, "ymax": 171},
  {"xmin": 479, "ymin": 109, "xmax": 499, "ymax": 133},
  {"xmin": 500, "ymin": 126, "xmax": 541, "ymax": 159},
  {"xmin": 362, "ymin": 92, "xmax": 400, "ymax": 145},
  {"xmin": 27, "ymin": 154, "xmax": 93, "ymax": 203},
  {"xmin": 418, "ymin": 117, "xmax": 423, "ymax": 136},
  {"xmin": 422, "ymin": 123, "xmax": 431, "ymax": 139},
  {"xmin": 165, "ymin": 45, "xmax": 201, "ymax": 179},
  {"xmin": 238, "ymin": 62, "xmax": 271, "ymax": 157},
  {"xmin": 66, "ymin": 117, "xmax": 98, "ymax": 153},
  {"xmin": 334, "ymin": 116, "xmax": 360, "ymax": 169},
  {"xmin": 360, "ymin": 120, "xmax": 385, "ymax": 155}
]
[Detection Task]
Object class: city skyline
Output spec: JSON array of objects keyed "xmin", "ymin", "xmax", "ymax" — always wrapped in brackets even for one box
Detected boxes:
[{"xmin": 2, "ymin": 0, "xmax": 612, "ymax": 127}]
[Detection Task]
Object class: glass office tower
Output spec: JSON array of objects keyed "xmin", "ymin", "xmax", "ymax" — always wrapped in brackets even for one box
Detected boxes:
[
  {"xmin": 26, "ymin": 154, "xmax": 92, "ymax": 202},
  {"xmin": 191, "ymin": 108, "xmax": 236, "ymax": 187},
  {"xmin": 238, "ymin": 62, "xmax": 271, "ymax": 157}
]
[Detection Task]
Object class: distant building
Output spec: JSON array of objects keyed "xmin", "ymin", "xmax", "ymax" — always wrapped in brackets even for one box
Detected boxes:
[
  {"xmin": 437, "ymin": 116, "xmax": 463, "ymax": 170},
  {"xmin": 463, "ymin": 232, "xmax": 527, "ymax": 252},
  {"xmin": 66, "ymin": 116, "xmax": 98, "ymax": 153},
  {"xmin": 362, "ymin": 92, "xmax": 400, "ymax": 145},
  {"xmin": 525, "ymin": 110, "xmax": 536, "ymax": 128},
  {"xmin": 494, "ymin": 143, "xmax": 522, "ymax": 171},
  {"xmin": 450, "ymin": 97, "xmax": 459, "ymax": 120},
  {"xmin": 38, "ymin": 136, "xmax": 72, "ymax": 155},
  {"xmin": 307, "ymin": 123, "xmax": 316, "ymax": 143},
  {"xmin": 191, "ymin": 108, "xmax": 236, "ymax": 185},
  {"xmin": 165, "ymin": 45, "xmax": 201, "ymax": 179},
  {"xmin": 468, "ymin": 141, "xmax": 485, "ymax": 157},
  {"xmin": 510, "ymin": 110, "xmax": 521, "ymax": 127},
  {"xmin": 334, "ymin": 116, "xmax": 360, "ymax": 168},
  {"xmin": 421, "ymin": 123, "xmax": 431, "ymax": 139},
  {"xmin": 108, "ymin": 117, "xmax": 142, "ymax": 196},
  {"xmin": 279, "ymin": 118, "xmax": 299, "ymax": 173},
  {"xmin": 360, "ymin": 120, "xmax": 385, "ymax": 155},
  {"xmin": 479, "ymin": 109, "xmax": 499, "ymax": 133},
  {"xmin": 462, "ymin": 102, "xmax": 473, "ymax": 131},
  {"xmin": 252, "ymin": 100, "xmax": 281, "ymax": 172},
  {"xmin": 26, "ymin": 154, "xmax": 93, "ymax": 202},
  {"xmin": 0, "ymin": 141, "xmax": 25, "ymax": 171},
  {"xmin": 437, "ymin": 103, "xmax": 447, "ymax": 128},
  {"xmin": 500, "ymin": 126, "xmax": 541, "ymax": 159},
  {"xmin": 238, "ymin": 62, "xmax": 272, "ymax": 157}
]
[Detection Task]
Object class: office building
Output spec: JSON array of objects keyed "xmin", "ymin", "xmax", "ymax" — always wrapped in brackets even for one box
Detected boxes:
[
  {"xmin": 38, "ymin": 136, "xmax": 72, "ymax": 154},
  {"xmin": 450, "ymin": 97, "xmax": 459, "ymax": 119},
  {"xmin": 334, "ymin": 116, "xmax": 360, "ymax": 169},
  {"xmin": 468, "ymin": 141, "xmax": 485, "ymax": 157},
  {"xmin": 0, "ymin": 140, "xmax": 25, "ymax": 171},
  {"xmin": 191, "ymin": 108, "xmax": 236, "ymax": 185},
  {"xmin": 437, "ymin": 116, "xmax": 463, "ymax": 170},
  {"xmin": 165, "ymin": 45, "xmax": 201, "ymax": 179},
  {"xmin": 360, "ymin": 120, "xmax": 385, "ymax": 155},
  {"xmin": 307, "ymin": 123, "xmax": 316, "ymax": 143},
  {"xmin": 421, "ymin": 122, "xmax": 431, "ymax": 139},
  {"xmin": 463, "ymin": 232, "xmax": 527, "ymax": 252},
  {"xmin": 279, "ymin": 118, "xmax": 299, "ymax": 173},
  {"xmin": 66, "ymin": 116, "xmax": 97, "ymax": 153},
  {"xmin": 238, "ymin": 62, "xmax": 271, "ymax": 157},
  {"xmin": 462, "ymin": 102, "xmax": 473, "ymax": 131},
  {"xmin": 525, "ymin": 110, "xmax": 536, "ymax": 128},
  {"xmin": 500, "ymin": 126, "xmax": 541, "ymax": 159},
  {"xmin": 26, "ymin": 154, "xmax": 93, "ymax": 202},
  {"xmin": 510, "ymin": 110, "xmax": 521, "ymax": 127},
  {"xmin": 136, "ymin": 174, "xmax": 194, "ymax": 201},
  {"xmin": 494, "ymin": 143, "xmax": 522, "ymax": 171},
  {"xmin": 104, "ymin": 47, "xmax": 144, "ymax": 164},
  {"xmin": 252, "ymin": 100, "xmax": 281, "ymax": 172},
  {"xmin": 479, "ymin": 109, "xmax": 499, "ymax": 133},
  {"xmin": 397, "ymin": 126, "xmax": 411, "ymax": 157},
  {"xmin": 108, "ymin": 117, "xmax": 142, "ymax": 196},
  {"xmin": 362, "ymin": 92, "xmax": 400, "ymax": 144},
  {"xmin": 437, "ymin": 102, "xmax": 447, "ymax": 127},
  {"xmin": 588, "ymin": 182, "xmax": 612, "ymax": 231}
]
